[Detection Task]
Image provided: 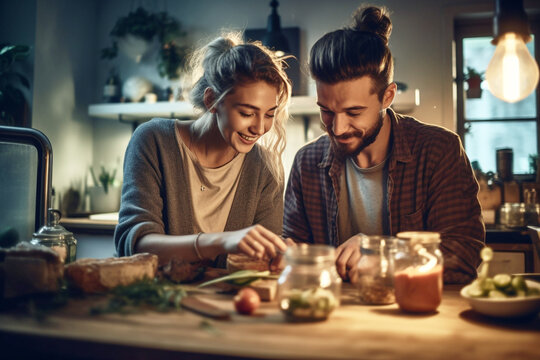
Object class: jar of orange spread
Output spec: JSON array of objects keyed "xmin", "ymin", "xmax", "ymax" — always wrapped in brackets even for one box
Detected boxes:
[{"xmin": 394, "ymin": 231, "xmax": 443, "ymax": 313}]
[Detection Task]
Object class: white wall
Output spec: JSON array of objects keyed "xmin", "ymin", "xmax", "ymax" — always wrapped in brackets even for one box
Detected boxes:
[{"xmin": 32, "ymin": 0, "xmax": 97, "ymax": 203}]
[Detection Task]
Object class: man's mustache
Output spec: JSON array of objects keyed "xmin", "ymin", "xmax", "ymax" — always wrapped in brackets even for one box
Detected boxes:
[{"xmin": 331, "ymin": 130, "xmax": 364, "ymax": 140}]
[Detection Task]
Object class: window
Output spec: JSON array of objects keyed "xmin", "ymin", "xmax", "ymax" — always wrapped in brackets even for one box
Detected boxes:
[{"xmin": 455, "ymin": 16, "xmax": 539, "ymax": 178}]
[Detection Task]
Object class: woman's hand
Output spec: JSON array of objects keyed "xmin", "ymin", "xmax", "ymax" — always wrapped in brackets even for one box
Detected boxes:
[
  {"xmin": 335, "ymin": 234, "xmax": 362, "ymax": 281},
  {"xmin": 222, "ymin": 225, "xmax": 288, "ymax": 260},
  {"xmin": 268, "ymin": 237, "xmax": 296, "ymax": 272}
]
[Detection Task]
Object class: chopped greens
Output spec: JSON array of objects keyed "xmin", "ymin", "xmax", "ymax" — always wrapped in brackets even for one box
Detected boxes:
[
  {"xmin": 90, "ymin": 278, "xmax": 187, "ymax": 315},
  {"xmin": 466, "ymin": 274, "xmax": 540, "ymax": 298},
  {"xmin": 466, "ymin": 247, "xmax": 540, "ymax": 298},
  {"xmin": 280, "ymin": 287, "xmax": 338, "ymax": 321}
]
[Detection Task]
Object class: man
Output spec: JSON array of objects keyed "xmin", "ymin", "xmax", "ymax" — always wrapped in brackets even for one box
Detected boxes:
[{"xmin": 283, "ymin": 5, "xmax": 484, "ymax": 284}]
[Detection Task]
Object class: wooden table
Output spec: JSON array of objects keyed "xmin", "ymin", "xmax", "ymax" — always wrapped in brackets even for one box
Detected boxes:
[{"xmin": 0, "ymin": 284, "xmax": 539, "ymax": 360}]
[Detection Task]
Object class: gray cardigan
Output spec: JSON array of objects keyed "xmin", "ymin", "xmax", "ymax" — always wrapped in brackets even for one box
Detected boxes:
[{"xmin": 114, "ymin": 118, "xmax": 284, "ymax": 266}]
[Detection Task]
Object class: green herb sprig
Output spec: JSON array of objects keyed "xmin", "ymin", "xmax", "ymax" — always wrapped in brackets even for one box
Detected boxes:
[{"xmin": 90, "ymin": 278, "xmax": 187, "ymax": 315}]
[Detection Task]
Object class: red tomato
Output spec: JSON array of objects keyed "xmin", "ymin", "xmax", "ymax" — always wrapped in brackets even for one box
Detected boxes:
[{"xmin": 234, "ymin": 287, "xmax": 260, "ymax": 315}]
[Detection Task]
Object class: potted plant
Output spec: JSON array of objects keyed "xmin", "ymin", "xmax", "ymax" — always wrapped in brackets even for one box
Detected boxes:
[
  {"xmin": 88, "ymin": 165, "xmax": 121, "ymax": 214},
  {"xmin": 0, "ymin": 44, "xmax": 31, "ymax": 126},
  {"xmin": 101, "ymin": 7, "xmax": 188, "ymax": 80},
  {"xmin": 464, "ymin": 66, "xmax": 484, "ymax": 99}
]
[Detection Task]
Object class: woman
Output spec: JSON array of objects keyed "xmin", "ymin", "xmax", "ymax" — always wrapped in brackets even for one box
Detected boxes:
[{"xmin": 114, "ymin": 32, "xmax": 292, "ymax": 269}]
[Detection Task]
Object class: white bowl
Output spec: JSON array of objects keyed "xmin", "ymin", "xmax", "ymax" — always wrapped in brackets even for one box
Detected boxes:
[{"xmin": 460, "ymin": 280, "xmax": 540, "ymax": 318}]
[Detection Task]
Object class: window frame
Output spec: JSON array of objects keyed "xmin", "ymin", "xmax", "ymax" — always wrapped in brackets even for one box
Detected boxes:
[{"xmin": 454, "ymin": 15, "xmax": 540, "ymax": 178}]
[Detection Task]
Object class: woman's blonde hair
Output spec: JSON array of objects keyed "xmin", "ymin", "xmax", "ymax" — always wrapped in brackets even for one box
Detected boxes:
[{"xmin": 186, "ymin": 31, "xmax": 292, "ymax": 188}]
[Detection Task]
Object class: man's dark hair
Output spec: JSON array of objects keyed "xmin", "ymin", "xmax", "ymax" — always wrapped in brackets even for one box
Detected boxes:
[{"xmin": 309, "ymin": 6, "xmax": 394, "ymax": 101}]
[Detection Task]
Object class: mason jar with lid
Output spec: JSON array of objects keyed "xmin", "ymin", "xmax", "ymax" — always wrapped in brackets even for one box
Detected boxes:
[
  {"xmin": 30, "ymin": 209, "xmax": 77, "ymax": 263},
  {"xmin": 393, "ymin": 231, "xmax": 443, "ymax": 313},
  {"xmin": 353, "ymin": 235, "xmax": 398, "ymax": 305},
  {"xmin": 277, "ymin": 244, "xmax": 341, "ymax": 322}
]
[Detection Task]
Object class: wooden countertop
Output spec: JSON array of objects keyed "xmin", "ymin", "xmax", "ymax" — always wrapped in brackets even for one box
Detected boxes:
[{"xmin": 1, "ymin": 284, "xmax": 539, "ymax": 359}]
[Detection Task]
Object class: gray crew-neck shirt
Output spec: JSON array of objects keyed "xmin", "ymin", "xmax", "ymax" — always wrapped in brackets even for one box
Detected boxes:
[{"xmin": 338, "ymin": 156, "xmax": 389, "ymax": 244}]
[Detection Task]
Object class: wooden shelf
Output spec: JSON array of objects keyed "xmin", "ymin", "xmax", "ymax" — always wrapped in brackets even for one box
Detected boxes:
[{"xmin": 88, "ymin": 96, "xmax": 319, "ymax": 122}]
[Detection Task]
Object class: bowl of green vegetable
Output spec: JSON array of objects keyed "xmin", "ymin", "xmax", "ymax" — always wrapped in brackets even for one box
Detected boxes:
[
  {"xmin": 461, "ymin": 277, "xmax": 540, "ymax": 318},
  {"xmin": 460, "ymin": 247, "xmax": 540, "ymax": 318}
]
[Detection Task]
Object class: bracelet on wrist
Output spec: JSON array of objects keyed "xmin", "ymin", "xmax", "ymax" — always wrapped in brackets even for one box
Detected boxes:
[{"xmin": 194, "ymin": 232, "xmax": 204, "ymax": 260}]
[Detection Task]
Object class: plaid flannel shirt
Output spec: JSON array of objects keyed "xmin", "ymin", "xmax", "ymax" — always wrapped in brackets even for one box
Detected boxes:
[{"xmin": 283, "ymin": 109, "xmax": 485, "ymax": 284}]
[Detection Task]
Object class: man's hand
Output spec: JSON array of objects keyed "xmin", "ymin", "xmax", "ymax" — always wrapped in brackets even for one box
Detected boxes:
[{"xmin": 335, "ymin": 234, "xmax": 363, "ymax": 281}]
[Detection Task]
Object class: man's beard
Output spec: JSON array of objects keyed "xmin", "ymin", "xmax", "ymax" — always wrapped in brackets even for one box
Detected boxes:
[{"xmin": 328, "ymin": 110, "xmax": 385, "ymax": 159}]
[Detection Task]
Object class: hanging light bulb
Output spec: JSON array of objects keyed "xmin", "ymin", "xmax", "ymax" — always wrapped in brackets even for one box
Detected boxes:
[
  {"xmin": 485, "ymin": 0, "xmax": 539, "ymax": 103},
  {"xmin": 486, "ymin": 33, "xmax": 539, "ymax": 103}
]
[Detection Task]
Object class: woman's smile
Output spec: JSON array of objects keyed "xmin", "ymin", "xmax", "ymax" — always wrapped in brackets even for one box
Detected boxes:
[{"xmin": 238, "ymin": 132, "xmax": 258, "ymax": 143}]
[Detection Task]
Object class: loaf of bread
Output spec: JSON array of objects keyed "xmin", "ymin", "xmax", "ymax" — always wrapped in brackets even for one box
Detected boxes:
[
  {"xmin": 0, "ymin": 242, "xmax": 64, "ymax": 298},
  {"xmin": 226, "ymin": 253, "xmax": 270, "ymax": 273},
  {"xmin": 65, "ymin": 253, "xmax": 158, "ymax": 293}
]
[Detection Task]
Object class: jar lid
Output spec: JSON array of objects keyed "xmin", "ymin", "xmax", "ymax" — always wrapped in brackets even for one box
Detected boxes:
[
  {"xmin": 360, "ymin": 235, "xmax": 398, "ymax": 249},
  {"xmin": 32, "ymin": 209, "xmax": 74, "ymax": 241},
  {"xmin": 285, "ymin": 244, "xmax": 335, "ymax": 264},
  {"xmin": 396, "ymin": 231, "xmax": 440, "ymax": 244}
]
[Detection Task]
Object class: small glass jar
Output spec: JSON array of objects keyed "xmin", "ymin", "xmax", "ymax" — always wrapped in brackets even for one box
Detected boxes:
[
  {"xmin": 277, "ymin": 244, "xmax": 341, "ymax": 322},
  {"xmin": 31, "ymin": 209, "xmax": 77, "ymax": 263},
  {"xmin": 524, "ymin": 189, "xmax": 540, "ymax": 226},
  {"xmin": 394, "ymin": 231, "xmax": 443, "ymax": 313},
  {"xmin": 499, "ymin": 203, "xmax": 526, "ymax": 228},
  {"xmin": 353, "ymin": 235, "xmax": 398, "ymax": 305}
]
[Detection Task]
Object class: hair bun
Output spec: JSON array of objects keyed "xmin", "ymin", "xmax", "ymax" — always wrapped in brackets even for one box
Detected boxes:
[
  {"xmin": 208, "ymin": 33, "xmax": 242, "ymax": 54},
  {"xmin": 351, "ymin": 6, "xmax": 392, "ymax": 44}
]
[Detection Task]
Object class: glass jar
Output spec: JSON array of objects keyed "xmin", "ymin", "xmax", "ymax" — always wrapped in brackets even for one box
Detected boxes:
[
  {"xmin": 277, "ymin": 244, "xmax": 341, "ymax": 322},
  {"xmin": 499, "ymin": 203, "xmax": 526, "ymax": 228},
  {"xmin": 353, "ymin": 235, "xmax": 398, "ymax": 305},
  {"xmin": 394, "ymin": 231, "xmax": 443, "ymax": 313},
  {"xmin": 31, "ymin": 209, "xmax": 77, "ymax": 263},
  {"xmin": 524, "ymin": 189, "xmax": 540, "ymax": 226}
]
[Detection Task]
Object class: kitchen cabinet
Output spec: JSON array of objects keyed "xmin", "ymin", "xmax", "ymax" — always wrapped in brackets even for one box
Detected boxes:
[{"xmin": 486, "ymin": 226, "xmax": 539, "ymax": 274}]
